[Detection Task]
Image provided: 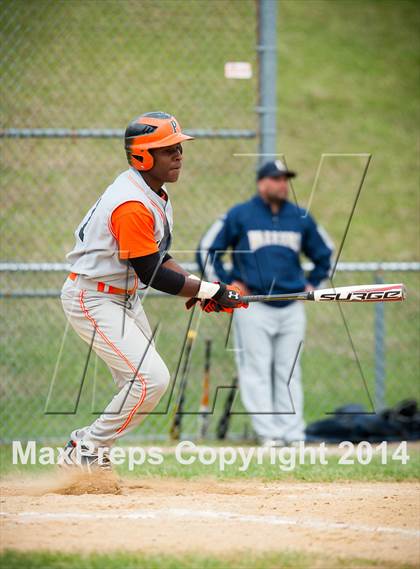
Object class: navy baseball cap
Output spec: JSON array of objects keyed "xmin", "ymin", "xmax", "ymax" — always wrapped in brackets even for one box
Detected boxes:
[{"xmin": 257, "ymin": 160, "xmax": 296, "ymax": 181}]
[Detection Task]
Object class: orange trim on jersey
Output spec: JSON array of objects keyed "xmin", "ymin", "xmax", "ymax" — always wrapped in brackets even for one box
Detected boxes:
[
  {"xmin": 127, "ymin": 173, "xmax": 165, "ymax": 222},
  {"xmin": 149, "ymin": 196, "xmax": 167, "ymax": 221},
  {"xmin": 107, "ymin": 215, "xmax": 118, "ymax": 240},
  {"xmin": 78, "ymin": 290, "xmax": 147, "ymax": 435},
  {"xmin": 111, "ymin": 201, "xmax": 159, "ymax": 259}
]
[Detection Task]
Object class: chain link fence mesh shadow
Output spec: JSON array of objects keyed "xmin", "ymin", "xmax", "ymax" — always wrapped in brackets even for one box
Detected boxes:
[{"xmin": 1, "ymin": 0, "xmax": 418, "ymax": 443}]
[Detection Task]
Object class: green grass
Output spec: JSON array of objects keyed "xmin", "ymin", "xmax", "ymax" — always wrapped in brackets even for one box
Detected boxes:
[
  {"xmin": 277, "ymin": 0, "xmax": 420, "ymax": 261},
  {"xmin": 0, "ymin": 0, "xmax": 419, "ymax": 260},
  {"xmin": 1, "ymin": 271, "xmax": 419, "ymax": 442},
  {"xmin": 1, "ymin": 550, "xmax": 416, "ymax": 569},
  {"xmin": 1, "ymin": 443, "xmax": 419, "ymax": 481},
  {"xmin": 0, "ymin": 1, "xmax": 419, "ymax": 442}
]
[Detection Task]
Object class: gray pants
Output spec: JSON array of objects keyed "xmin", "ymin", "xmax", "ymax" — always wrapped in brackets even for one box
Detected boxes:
[
  {"xmin": 61, "ymin": 276, "xmax": 170, "ymax": 449},
  {"xmin": 233, "ymin": 301, "xmax": 306, "ymax": 442}
]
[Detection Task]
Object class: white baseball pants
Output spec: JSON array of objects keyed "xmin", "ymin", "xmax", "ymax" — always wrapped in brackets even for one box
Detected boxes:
[
  {"xmin": 61, "ymin": 276, "xmax": 170, "ymax": 449},
  {"xmin": 233, "ymin": 301, "xmax": 306, "ymax": 442}
]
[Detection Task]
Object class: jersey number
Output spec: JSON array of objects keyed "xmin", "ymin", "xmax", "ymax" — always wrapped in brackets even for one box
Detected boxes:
[{"xmin": 78, "ymin": 199, "xmax": 101, "ymax": 242}]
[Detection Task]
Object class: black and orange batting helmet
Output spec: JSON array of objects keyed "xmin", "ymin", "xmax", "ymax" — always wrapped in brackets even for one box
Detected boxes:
[{"xmin": 124, "ymin": 112, "xmax": 193, "ymax": 171}]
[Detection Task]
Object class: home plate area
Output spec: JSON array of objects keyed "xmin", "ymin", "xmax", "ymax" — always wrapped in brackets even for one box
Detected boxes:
[{"xmin": 1, "ymin": 474, "xmax": 419, "ymax": 565}]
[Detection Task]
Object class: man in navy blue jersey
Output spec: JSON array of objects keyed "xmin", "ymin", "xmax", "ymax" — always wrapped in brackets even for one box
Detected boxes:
[{"xmin": 197, "ymin": 160, "xmax": 334, "ymax": 446}]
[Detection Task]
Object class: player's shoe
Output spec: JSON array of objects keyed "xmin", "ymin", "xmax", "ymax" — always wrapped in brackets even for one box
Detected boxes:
[{"xmin": 60, "ymin": 439, "xmax": 112, "ymax": 472}]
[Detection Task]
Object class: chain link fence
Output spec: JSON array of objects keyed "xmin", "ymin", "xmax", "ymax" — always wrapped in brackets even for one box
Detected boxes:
[
  {"xmin": 1, "ymin": 0, "xmax": 258, "ymax": 263},
  {"xmin": 1, "ymin": 266, "xmax": 419, "ymax": 443},
  {"xmin": 1, "ymin": 1, "xmax": 419, "ymax": 443}
]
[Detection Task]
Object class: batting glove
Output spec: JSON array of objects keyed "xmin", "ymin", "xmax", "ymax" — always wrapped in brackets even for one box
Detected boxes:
[{"xmin": 186, "ymin": 283, "xmax": 249, "ymax": 313}]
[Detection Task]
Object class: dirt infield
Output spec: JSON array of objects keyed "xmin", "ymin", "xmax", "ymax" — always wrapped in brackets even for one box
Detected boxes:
[{"xmin": 1, "ymin": 473, "xmax": 419, "ymax": 566}]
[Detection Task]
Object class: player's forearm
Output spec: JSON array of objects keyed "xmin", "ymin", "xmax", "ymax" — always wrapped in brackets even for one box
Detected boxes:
[
  {"xmin": 161, "ymin": 255, "xmax": 213, "ymax": 297},
  {"xmin": 161, "ymin": 255, "xmax": 190, "ymax": 277},
  {"xmin": 129, "ymin": 253, "xmax": 218, "ymax": 299},
  {"xmin": 161, "ymin": 255, "xmax": 222, "ymax": 298},
  {"xmin": 130, "ymin": 254, "xmax": 185, "ymax": 295},
  {"xmin": 130, "ymin": 254, "xmax": 244, "ymax": 311}
]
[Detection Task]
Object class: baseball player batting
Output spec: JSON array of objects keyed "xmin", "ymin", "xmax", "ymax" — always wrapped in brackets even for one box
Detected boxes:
[{"xmin": 60, "ymin": 112, "xmax": 248, "ymax": 470}]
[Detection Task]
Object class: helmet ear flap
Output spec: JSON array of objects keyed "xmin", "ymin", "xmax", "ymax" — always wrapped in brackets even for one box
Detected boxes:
[{"xmin": 130, "ymin": 149, "xmax": 154, "ymax": 171}]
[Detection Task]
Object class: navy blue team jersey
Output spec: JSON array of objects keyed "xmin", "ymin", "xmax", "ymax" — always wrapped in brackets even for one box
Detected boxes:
[{"xmin": 197, "ymin": 195, "xmax": 334, "ymax": 308}]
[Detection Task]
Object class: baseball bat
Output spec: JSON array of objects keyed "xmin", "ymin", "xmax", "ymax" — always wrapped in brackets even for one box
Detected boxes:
[
  {"xmin": 216, "ymin": 375, "xmax": 238, "ymax": 440},
  {"xmin": 169, "ymin": 329, "xmax": 196, "ymax": 441},
  {"xmin": 198, "ymin": 339, "xmax": 212, "ymax": 439},
  {"xmin": 241, "ymin": 283, "xmax": 406, "ymax": 304}
]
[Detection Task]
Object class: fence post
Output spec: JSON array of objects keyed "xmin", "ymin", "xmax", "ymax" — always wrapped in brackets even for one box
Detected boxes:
[
  {"xmin": 374, "ymin": 271, "xmax": 385, "ymax": 411},
  {"xmin": 257, "ymin": 0, "xmax": 277, "ymax": 167}
]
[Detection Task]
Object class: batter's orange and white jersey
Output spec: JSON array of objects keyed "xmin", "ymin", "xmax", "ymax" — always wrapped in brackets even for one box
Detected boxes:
[{"xmin": 67, "ymin": 167, "xmax": 173, "ymax": 289}]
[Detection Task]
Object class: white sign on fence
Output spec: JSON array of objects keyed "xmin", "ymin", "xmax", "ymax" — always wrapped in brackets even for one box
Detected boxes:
[{"xmin": 224, "ymin": 62, "xmax": 252, "ymax": 79}]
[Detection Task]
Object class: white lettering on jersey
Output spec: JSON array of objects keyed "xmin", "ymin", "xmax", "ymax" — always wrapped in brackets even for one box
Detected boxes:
[{"xmin": 247, "ymin": 230, "xmax": 301, "ymax": 253}]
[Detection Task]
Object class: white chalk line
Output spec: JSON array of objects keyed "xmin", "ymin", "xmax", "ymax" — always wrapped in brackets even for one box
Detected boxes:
[{"xmin": 1, "ymin": 509, "xmax": 418, "ymax": 538}]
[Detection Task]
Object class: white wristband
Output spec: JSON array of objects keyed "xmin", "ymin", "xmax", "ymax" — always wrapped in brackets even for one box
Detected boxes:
[
  {"xmin": 187, "ymin": 275, "xmax": 221, "ymax": 299},
  {"xmin": 197, "ymin": 281, "xmax": 220, "ymax": 299}
]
